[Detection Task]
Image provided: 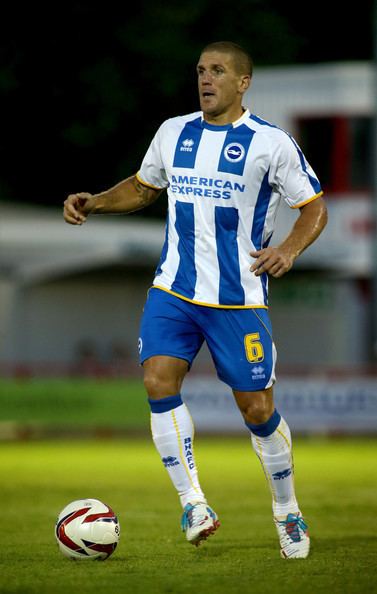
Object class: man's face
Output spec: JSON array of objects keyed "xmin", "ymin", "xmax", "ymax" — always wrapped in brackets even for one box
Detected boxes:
[{"xmin": 197, "ymin": 51, "xmax": 249, "ymax": 119}]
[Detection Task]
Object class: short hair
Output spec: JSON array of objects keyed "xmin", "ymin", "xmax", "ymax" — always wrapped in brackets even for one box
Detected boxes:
[{"xmin": 200, "ymin": 41, "xmax": 253, "ymax": 77}]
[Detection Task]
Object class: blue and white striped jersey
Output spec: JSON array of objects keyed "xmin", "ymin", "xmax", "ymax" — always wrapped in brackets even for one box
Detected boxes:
[{"xmin": 137, "ymin": 108, "xmax": 322, "ymax": 308}]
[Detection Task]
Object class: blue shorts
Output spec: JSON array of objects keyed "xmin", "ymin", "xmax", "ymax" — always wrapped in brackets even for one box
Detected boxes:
[{"xmin": 138, "ymin": 288, "xmax": 276, "ymax": 391}]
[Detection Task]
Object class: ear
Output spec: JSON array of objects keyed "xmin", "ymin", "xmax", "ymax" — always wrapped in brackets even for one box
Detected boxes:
[{"xmin": 239, "ymin": 75, "xmax": 251, "ymax": 93}]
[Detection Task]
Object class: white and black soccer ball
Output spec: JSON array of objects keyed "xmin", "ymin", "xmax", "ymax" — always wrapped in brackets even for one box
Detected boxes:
[{"xmin": 55, "ymin": 498, "xmax": 120, "ymax": 560}]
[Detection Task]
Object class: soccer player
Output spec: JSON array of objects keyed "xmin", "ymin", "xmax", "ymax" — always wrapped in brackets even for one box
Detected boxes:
[{"xmin": 64, "ymin": 41, "xmax": 327, "ymax": 559}]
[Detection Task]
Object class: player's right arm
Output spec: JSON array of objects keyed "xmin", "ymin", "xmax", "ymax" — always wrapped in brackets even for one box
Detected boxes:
[{"xmin": 63, "ymin": 174, "xmax": 162, "ymax": 225}]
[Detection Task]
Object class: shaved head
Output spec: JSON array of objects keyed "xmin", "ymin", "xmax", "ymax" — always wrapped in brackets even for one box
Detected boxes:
[{"xmin": 200, "ymin": 41, "xmax": 253, "ymax": 77}]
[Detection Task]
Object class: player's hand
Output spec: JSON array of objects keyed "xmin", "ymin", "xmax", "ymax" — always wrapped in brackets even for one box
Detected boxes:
[
  {"xmin": 63, "ymin": 192, "xmax": 94, "ymax": 225},
  {"xmin": 250, "ymin": 247, "xmax": 294, "ymax": 278}
]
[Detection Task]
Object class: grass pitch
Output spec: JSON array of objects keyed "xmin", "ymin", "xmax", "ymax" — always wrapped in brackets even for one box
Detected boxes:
[
  {"xmin": 0, "ymin": 379, "xmax": 148, "ymax": 430},
  {"xmin": 0, "ymin": 436, "xmax": 376, "ymax": 594}
]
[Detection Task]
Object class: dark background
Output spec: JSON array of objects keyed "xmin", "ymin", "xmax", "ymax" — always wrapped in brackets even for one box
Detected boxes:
[{"xmin": 0, "ymin": 0, "xmax": 373, "ymax": 217}]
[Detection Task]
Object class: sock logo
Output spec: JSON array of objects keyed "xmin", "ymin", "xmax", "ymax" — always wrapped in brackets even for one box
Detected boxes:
[
  {"xmin": 184, "ymin": 437, "xmax": 195, "ymax": 470},
  {"xmin": 162, "ymin": 456, "xmax": 180, "ymax": 468},
  {"xmin": 272, "ymin": 468, "xmax": 292, "ymax": 480}
]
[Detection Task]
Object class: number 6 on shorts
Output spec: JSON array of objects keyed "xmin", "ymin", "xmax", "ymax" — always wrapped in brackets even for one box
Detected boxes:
[{"xmin": 244, "ymin": 332, "xmax": 264, "ymax": 363}]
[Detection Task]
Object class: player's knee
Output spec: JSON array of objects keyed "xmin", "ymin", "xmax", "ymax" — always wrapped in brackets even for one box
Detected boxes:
[
  {"xmin": 245, "ymin": 401, "xmax": 273, "ymax": 424},
  {"xmin": 143, "ymin": 356, "xmax": 188, "ymax": 398},
  {"xmin": 143, "ymin": 369, "xmax": 179, "ymax": 398},
  {"xmin": 144, "ymin": 372, "xmax": 167, "ymax": 398},
  {"xmin": 237, "ymin": 391, "xmax": 274, "ymax": 425}
]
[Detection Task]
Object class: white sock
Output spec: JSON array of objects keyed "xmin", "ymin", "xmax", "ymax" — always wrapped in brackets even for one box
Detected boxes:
[
  {"xmin": 249, "ymin": 414, "xmax": 299, "ymax": 517},
  {"xmin": 149, "ymin": 395, "xmax": 206, "ymax": 509}
]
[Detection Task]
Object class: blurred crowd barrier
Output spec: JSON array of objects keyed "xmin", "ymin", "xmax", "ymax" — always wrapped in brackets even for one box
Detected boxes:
[{"xmin": 182, "ymin": 374, "xmax": 377, "ymax": 435}]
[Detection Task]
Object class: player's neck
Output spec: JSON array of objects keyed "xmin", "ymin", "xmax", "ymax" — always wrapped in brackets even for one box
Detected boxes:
[{"xmin": 203, "ymin": 106, "xmax": 246, "ymax": 127}]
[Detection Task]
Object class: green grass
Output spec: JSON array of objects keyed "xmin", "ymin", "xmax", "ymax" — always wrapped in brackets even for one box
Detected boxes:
[
  {"xmin": 0, "ymin": 436, "xmax": 376, "ymax": 594},
  {"xmin": 0, "ymin": 379, "xmax": 148, "ymax": 429}
]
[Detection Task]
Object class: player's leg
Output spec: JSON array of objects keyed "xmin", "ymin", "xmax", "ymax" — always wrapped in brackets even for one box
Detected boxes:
[
  {"xmin": 139, "ymin": 288, "xmax": 219, "ymax": 545},
  {"xmin": 202, "ymin": 306, "xmax": 309, "ymax": 558},
  {"xmin": 143, "ymin": 354, "xmax": 207, "ymax": 508},
  {"xmin": 233, "ymin": 387, "xmax": 309, "ymax": 559}
]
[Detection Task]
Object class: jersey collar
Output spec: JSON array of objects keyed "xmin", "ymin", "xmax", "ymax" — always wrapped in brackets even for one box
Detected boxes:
[{"xmin": 200, "ymin": 108, "xmax": 250, "ymax": 131}]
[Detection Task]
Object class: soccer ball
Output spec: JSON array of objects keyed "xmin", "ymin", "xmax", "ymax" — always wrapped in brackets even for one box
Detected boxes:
[{"xmin": 55, "ymin": 498, "xmax": 120, "ymax": 560}]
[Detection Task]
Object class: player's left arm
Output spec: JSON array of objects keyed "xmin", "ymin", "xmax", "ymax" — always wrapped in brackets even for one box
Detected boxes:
[{"xmin": 250, "ymin": 196, "xmax": 328, "ymax": 278}]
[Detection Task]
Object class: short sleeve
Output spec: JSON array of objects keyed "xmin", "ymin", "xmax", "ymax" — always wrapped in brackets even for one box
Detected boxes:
[
  {"xmin": 137, "ymin": 123, "xmax": 169, "ymax": 190},
  {"xmin": 269, "ymin": 132, "xmax": 323, "ymax": 209}
]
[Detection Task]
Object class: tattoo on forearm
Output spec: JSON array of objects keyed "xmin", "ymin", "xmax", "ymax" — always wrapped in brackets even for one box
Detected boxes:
[{"xmin": 133, "ymin": 178, "xmax": 159, "ymax": 207}]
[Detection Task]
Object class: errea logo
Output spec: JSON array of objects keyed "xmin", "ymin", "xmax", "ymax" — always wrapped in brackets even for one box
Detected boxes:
[
  {"xmin": 162, "ymin": 456, "xmax": 180, "ymax": 468},
  {"xmin": 224, "ymin": 142, "xmax": 245, "ymax": 163},
  {"xmin": 251, "ymin": 366, "xmax": 266, "ymax": 380},
  {"xmin": 272, "ymin": 468, "xmax": 292, "ymax": 480},
  {"xmin": 180, "ymin": 138, "xmax": 194, "ymax": 152}
]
